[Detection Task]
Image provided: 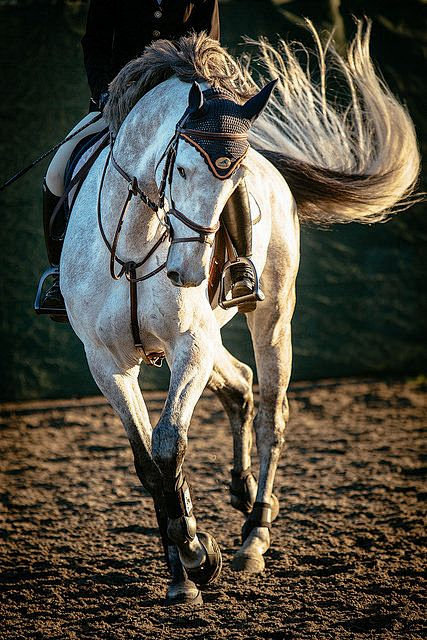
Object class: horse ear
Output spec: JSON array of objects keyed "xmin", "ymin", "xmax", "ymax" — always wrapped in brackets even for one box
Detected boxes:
[
  {"xmin": 188, "ymin": 81, "xmax": 204, "ymax": 114},
  {"xmin": 241, "ymin": 79, "xmax": 278, "ymax": 122}
]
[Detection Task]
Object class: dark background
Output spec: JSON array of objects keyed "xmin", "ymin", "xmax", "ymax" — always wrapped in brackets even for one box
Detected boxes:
[{"xmin": 0, "ymin": 0, "xmax": 425, "ymax": 401}]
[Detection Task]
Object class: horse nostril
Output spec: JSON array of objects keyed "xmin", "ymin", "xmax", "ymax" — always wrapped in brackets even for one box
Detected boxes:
[{"xmin": 167, "ymin": 270, "xmax": 182, "ymax": 286}]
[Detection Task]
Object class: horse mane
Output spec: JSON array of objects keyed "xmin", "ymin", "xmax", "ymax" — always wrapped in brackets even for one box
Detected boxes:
[
  {"xmin": 104, "ymin": 32, "xmax": 256, "ymax": 135},
  {"xmin": 105, "ymin": 23, "xmax": 421, "ymax": 225}
]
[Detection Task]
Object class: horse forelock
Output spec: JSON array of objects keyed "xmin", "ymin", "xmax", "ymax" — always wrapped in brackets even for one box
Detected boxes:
[{"xmin": 104, "ymin": 32, "xmax": 256, "ymax": 135}]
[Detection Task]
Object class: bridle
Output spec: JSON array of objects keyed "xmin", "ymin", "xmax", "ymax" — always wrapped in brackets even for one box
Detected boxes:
[
  {"xmin": 96, "ymin": 99, "xmax": 248, "ymax": 363},
  {"xmin": 98, "ymin": 109, "xmax": 229, "ymax": 276}
]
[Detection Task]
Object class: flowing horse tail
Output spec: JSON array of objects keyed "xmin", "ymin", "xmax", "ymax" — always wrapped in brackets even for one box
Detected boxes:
[{"xmin": 247, "ymin": 20, "xmax": 422, "ymax": 224}]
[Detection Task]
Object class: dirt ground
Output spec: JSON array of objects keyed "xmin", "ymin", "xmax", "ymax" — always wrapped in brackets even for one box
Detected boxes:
[{"xmin": 0, "ymin": 379, "xmax": 425, "ymax": 640}]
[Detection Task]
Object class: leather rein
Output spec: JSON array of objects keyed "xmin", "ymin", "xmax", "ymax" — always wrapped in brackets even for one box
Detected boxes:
[{"xmin": 97, "ymin": 108, "xmax": 247, "ymax": 365}]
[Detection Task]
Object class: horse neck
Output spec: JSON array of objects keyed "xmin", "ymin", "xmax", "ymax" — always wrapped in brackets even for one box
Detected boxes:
[{"xmin": 107, "ymin": 79, "xmax": 189, "ymax": 255}]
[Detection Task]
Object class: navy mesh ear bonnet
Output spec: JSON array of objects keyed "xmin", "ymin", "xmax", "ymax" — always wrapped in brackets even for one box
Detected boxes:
[{"xmin": 179, "ymin": 88, "xmax": 251, "ymax": 179}]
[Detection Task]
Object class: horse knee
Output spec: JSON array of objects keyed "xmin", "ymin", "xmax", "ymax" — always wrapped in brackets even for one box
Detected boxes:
[
  {"xmin": 254, "ymin": 393, "xmax": 289, "ymax": 447},
  {"xmin": 212, "ymin": 361, "xmax": 254, "ymax": 419}
]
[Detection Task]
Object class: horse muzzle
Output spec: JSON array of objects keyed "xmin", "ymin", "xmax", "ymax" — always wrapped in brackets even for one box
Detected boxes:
[
  {"xmin": 166, "ymin": 231, "xmax": 210, "ymax": 288},
  {"xmin": 167, "ymin": 269, "xmax": 204, "ymax": 288}
]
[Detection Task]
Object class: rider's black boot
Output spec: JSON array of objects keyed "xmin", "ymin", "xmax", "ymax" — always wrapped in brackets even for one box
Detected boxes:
[
  {"xmin": 41, "ymin": 274, "xmax": 64, "ymax": 312},
  {"xmin": 221, "ymin": 180, "xmax": 261, "ymax": 313},
  {"xmin": 34, "ymin": 180, "xmax": 67, "ymax": 321}
]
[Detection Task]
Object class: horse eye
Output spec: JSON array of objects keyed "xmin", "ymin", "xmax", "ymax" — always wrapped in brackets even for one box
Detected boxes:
[{"xmin": 177, "ymin": 167, "xmax": 186, "ymax": 179}]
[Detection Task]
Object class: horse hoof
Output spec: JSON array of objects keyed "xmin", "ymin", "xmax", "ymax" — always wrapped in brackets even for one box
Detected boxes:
[
  {"xmin": 271, "ymin": 493, "xmax": 280, "ymax": 522},
  {"xmin": 165, "ymin": 579, "xmax": 203, "ymax": 607},
  {"xmin": 186, "ymin": 532, "xmax": 222, "ymax": 586},
  {"xmin": 232, "ymin": 552, "xmax": 265, "ymax": 574}
]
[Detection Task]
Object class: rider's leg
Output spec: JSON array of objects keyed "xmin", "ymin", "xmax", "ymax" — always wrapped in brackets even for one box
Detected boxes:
[
  {"xmin": 221, "ymin": 179, "xmax": 259, "ymax": 313},
  {"xmin": 39, "ymin": 112, "xmax": 107, "ymax": 312},
  {"xmin": 39, "ymin": 179, "xmax": 66, "ymax": 312}
]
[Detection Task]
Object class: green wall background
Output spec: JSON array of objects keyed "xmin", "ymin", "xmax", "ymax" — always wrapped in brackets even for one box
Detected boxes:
[{"xmin": 0, "ymin": 0, "xmax": 425, "ymax": 401}]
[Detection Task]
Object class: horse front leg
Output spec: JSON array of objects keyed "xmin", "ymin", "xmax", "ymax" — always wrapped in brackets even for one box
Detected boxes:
[
  {"xmin": 152, "ymin": 330, "xmax": 222, "ymax": 587},
  {"xmin": 84, "ymin": 345, "xmax": 201, "ymax": 605}
]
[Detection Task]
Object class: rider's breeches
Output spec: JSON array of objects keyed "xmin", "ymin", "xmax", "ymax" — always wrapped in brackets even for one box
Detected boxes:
[{"xmin": 45, "ymin": 111, "xmax": 107, "ymax": 196}]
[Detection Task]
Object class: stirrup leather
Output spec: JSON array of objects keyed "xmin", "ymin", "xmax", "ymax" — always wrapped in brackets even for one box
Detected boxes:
[
  {"xmin": 219, "ymin": 257, "xmax": 264, "ymax": 310},
  {"xmin": 34, "ymin": 266, "xmax": 67, "ymax": 317}
]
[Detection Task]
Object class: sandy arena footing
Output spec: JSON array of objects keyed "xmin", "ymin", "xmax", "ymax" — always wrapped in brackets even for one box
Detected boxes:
[{"xmin": 0, "ymin": 378, "xmax": 425, "ymax": 639}]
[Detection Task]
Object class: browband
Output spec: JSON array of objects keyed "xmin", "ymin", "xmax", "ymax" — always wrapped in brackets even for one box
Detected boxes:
[
  {"xmin": 179, "ymin": 132, "xmax": 248, "ymax": 180},
  {"xmin": 177, "ymin": 127, "xmax": 248, "ymax": 141}
]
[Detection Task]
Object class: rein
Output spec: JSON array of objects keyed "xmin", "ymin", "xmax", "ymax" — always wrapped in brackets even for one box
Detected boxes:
[
  {"xmin": 96, "ymin": 101, "xmax": 246, "ymax": 363},
  {"xmin": 97, "ymin": 149, "xmax": 168, "ymax": 283},
  {"xmin": 97, "ymin": 148, "xmax": 168, "ymax": 367}
]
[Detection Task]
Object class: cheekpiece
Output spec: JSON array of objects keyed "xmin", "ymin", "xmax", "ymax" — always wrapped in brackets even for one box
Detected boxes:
[{"xmin": 179, "ymin": 88, "xmax": 250, "ymax": 180}]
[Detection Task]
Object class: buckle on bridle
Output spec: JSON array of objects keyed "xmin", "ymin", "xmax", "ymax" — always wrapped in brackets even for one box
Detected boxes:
[
  {"xmin": 128, "ymin": 176, "xmax": 139, "ymax": 196},
  {"xmin": 147, "ymin": 353, "xmax": 165, "ymax": 368},
  {"xmin": 124, "ymin": 261, "xmax": 137, "ymax": 279}
]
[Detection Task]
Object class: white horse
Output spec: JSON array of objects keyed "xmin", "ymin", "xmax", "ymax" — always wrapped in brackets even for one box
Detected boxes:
[{"xmin": 61, "ymin": 25, "xmax": 420, "ymax": 606}]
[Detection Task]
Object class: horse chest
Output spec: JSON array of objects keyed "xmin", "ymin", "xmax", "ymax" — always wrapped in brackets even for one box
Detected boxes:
[{"xmin": 92, "ymin": 281, "xmax": 201, "ymax": 347}]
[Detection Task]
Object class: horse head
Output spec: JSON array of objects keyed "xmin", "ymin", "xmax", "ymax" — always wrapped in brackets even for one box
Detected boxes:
[{"xmin": 163, "ymin": 80, "xmax": 277, "ymax": 288}]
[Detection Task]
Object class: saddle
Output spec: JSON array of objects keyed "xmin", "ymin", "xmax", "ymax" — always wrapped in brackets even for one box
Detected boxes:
[
  {"xmin": 34, "ymin": 130, "xmax": 110, "ymax": 320},
  {"xmin": 64, "ymin": 129, "xmax": 110, "ymax": 217}
]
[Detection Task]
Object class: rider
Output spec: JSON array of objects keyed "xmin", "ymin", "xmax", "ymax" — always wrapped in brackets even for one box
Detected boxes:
[{"xmin": 39, "ymin": 0, "xmax": 257, "ymax": 316}]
